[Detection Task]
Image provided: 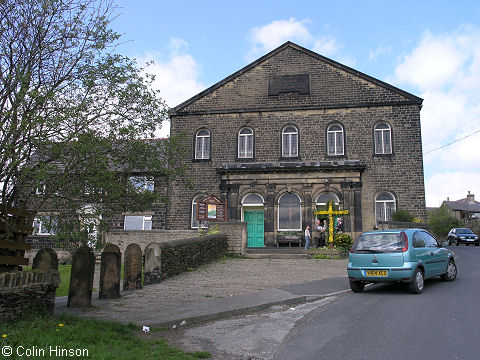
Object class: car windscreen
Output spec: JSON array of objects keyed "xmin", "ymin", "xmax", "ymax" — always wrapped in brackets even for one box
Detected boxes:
[
  {"xmin": 456, "ymin": 228, "xmax": 473, "ymax": 234},
  {"xmin": 353, "ymin": 233, "xmax": 404, "ymax": 252}
]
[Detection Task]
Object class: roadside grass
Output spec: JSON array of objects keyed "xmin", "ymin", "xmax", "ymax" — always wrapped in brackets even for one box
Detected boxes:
[{"xmin": 1, "ymin": 313, "xmax": 210, "ymax": 359}]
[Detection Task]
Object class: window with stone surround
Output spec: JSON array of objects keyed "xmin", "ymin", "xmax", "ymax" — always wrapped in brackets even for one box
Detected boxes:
[
  {"xmin": 33, "ymin": 215, "xmax": 58, "ymax": 235},
  {"xmin": 278, "ymin": 192, "xmax": 302, "ymax": 231},
  {"xmin": 282, "ymin": 125, "xmax": 298, "ymax": 157},
  {"xmin": 129, "ymin": 176, "xmax": 154, "ymax": 192},
  {"xmin": 238, "ymin": 127, "xmax": 254, "ymax": 158},
  {"xmin": 374, "ymin": 122, "xmax": 392, "ymax": 154},
  {"xmin": 195, "ymin": 129, "xmax": 211, "ymax": 159},
  {"xmin": 191, "ymin": 194, "xmax": 207, "ymax": 229},
  {"xmin": 124, "ymin": 215, "xmax": 152, "ymax": 231},
  {"xmin": 327, "ymin": 123, "xmax": 344, "ymax": 156},
  {"xmin": 375, "ymin": 192, "xmax": 396, "ymax": 223}
]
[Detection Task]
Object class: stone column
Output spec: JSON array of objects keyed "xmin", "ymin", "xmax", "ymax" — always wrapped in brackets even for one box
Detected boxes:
[
  {"xmin": 265, "ymin": 183, "xmax": 276, "ymax": 246},
  {"xmin": 353, "ymin": 182, "xmax": 363, "ymax": 232},
  {"xmin": 341, "ymin": 182, "xmax": 353, "ymax": 233},
  {"xmin": 99, "ymin": 243, "xmax": 121, "ymax": 299},
  {"xmin": 67, "ymin": 246, "xmax": 95, "ymax": 308},
  {"xmin": 123, "ymin": 243, "xmax": 142, "ymax": 290},
  {"xmin": 303, "ymin": 184, "xmax": 313, "ymax": 229}
]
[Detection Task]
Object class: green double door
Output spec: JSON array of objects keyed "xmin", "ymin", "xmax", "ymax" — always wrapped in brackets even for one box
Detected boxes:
[{"xmin": 245, "ymin": 209, "xmax": 264, "ymax": 247}]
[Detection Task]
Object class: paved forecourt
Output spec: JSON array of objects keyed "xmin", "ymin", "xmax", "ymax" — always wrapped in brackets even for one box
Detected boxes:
[{"xmin": 56, "ymin": 257, "xmax": 348, "ymax": 327}]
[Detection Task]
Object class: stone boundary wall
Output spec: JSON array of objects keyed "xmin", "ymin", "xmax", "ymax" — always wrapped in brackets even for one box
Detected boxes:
[
  {"xmin": 217, "ymin": 221, "xmax": 247, "ymax": 254},
  {"xmin": 0, "ymin": 270, "xmax": 60, "ymax": 321},
  {"xmin": 105, "ymin": 230, "xmax": 196, "ymax": 256},
  {"xmin": 377, "ymin": 221, "xmax": 429, "ymax": 230},
  {"xmin": 159, "ymin": 233, "xmax": 228, "ymax": 279}
]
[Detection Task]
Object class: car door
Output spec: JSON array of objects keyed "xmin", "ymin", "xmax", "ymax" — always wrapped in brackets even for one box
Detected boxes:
[
  {"xmin": 421, "ymin": 231, "xmax": 448, "ymax": 277},
  {"xmin": 411, "ymin": 231, "xmax": 435, "ymax": 277}
]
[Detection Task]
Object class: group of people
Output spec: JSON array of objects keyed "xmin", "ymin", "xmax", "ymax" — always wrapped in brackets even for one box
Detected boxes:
[{"xmin": 304, "ymin": 218, "xmax": 344, "ymax": 250}]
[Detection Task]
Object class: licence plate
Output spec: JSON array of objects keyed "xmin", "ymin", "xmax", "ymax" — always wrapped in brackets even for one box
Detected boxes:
[
  {"xmin": 466, "ymin": 239, "xmax": 473, "ymax": 241},
  {"xmin": 366, "ymin": 270, "xmax": 388, "ymax": 277}
]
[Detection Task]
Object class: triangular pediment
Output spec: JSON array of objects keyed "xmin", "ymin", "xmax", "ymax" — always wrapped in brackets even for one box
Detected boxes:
[{"xmin": 170, "ymin": 42, "xmax": 422, "ymax": 115}]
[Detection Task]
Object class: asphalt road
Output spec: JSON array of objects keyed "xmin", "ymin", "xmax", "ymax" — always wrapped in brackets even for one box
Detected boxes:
[{"xmin": 275, "ymin": 246, "xmax": 480, "ymax": 360}]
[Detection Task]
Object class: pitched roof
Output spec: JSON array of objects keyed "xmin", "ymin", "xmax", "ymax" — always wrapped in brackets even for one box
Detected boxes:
[
  {"xmin": 170, "ymin": 41, "xmax": 423, "ymax": 115},
  {"xmin": 443, "ymin": 198, "xmax": 480, "ymax": 213}
]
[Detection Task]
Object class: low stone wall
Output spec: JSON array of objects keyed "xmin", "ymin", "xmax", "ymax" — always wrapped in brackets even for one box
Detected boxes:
[
  {"xmin": 25, "ymin": 249, "xmax": 72, "ymax": 266},
  {"xmin": 377, "ymin": 221, "xmax": 429, "ymax": 230},
  {"xmin": 0, "ymin": 270, "xmax": 60, "ymax": 321},
  {"xmin": 105, "ymin": 230, "xmax": 196, "ymax": 256},
  {"xmin": 217, "ymin": 221, "xmax": 247, "ymax": 254},
  {"xmin": 160, "ymin": 233, "xmax": 228, "ymax": 279}
]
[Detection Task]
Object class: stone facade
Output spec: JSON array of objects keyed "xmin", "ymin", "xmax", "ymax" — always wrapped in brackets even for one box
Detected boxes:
[{"xmin": 166, "ymin": 42, "xmax": 426, "ymax": 245}]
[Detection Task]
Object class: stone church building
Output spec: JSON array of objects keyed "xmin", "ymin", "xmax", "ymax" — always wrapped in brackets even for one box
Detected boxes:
[
  {"xmin": 165, "ymin": 41, "xmax": 427, "ymax": 247},
  {"xmin": 29, "ymin": 41, "xmax": 427, "ymax": 249}
]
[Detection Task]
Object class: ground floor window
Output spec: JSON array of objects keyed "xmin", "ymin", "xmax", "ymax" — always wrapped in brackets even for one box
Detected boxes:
[
  {"xmin": 278, "ymin": 193, "xmax": 301, "ymax": 230},
  {"xmin": 191, "ymin": 194, "xmax": 207, "ymax": 229},
  {"xmin": 375, "ymin": 192, "xmax": 396, "ymax": 222},
  {"xmin": 124, "ymin": 215, "xmax": 152, "ymax": 230},
  {"xmin": 33, "ymin": 215, "xmax": 58, "ymax": 235}
]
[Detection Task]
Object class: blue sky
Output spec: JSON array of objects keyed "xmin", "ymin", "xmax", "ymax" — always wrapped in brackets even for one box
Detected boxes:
[{"xmin": 112, "ymin": 0, "xmax": 480, "ymax": 208}]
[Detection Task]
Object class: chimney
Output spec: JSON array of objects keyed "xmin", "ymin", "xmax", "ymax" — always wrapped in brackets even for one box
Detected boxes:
[
  {"xmin": 447, "ymin": 197, "xmax": 449, "ymax": 201},
  {"xmin": 467, "ymin": 191, "xmax": 475, "ymax": 203}
]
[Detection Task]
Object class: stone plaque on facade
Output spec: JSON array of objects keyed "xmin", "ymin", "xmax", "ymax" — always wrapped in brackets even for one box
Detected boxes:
[
  {"xmin": 197, "ymin": 194, "xmax": 227, "ymax": 222},
  {"xmin": 268, "ymin": 74, "xmax": 310, "ymax": 95}
]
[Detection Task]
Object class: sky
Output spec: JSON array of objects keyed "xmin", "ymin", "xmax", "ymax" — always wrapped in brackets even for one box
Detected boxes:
[{"xmin": 111, "ymin": 0, "xmax": 480, "ymax": 208}]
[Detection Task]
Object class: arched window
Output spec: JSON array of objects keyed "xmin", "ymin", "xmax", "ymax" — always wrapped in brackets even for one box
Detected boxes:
[
  {"xmin": 238, "ymin": 127, "xmax": 254, "ymax": 158},
  {"xmin": 327, "ymin": 124, "xmax": 344, "ymax": 156},
  {"xmin": 195, "ymin": 129, "xmax": 210, "ymax": 159},
  {"xmin": 191, "ymin": 194, "xmax": 207, "ymax": 228},
  {"xmin": 374, "ymin": 122, "xmax": 392, "ymax": 154},
  {"xmin": 315, "ymin": 193, "xmax": 340, "ymax": 205},
  {"xmin": 278, "ymin": 193, "xmax": 301, "ymax": 230},
  {"xmin": 242, "ymin": 193, "xmax": 264, "ymax": 205},
  {"xmin": 375, "ymin": 192, "xmax": 396, "ymax": 223},
  {"xmin": 282, "ymin": 126, "xmax": 298, "ymax": 157}
]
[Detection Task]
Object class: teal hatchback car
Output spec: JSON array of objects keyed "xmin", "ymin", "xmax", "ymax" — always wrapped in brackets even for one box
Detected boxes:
[{"xmin": 347, "ymin": 229, "xmax": 457, "ymax": 294}]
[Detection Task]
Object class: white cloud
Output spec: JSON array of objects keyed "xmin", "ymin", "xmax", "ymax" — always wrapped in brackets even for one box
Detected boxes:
[
  {"xmin": 246, "ymin": 18, "xmax": 352, "ymax": 65},
  {"xmin": 393, "ymin": 25, "xmax": 480, "ymax": 206},
  {"xmin": 368, "ymin": 46, "xmax": 392, "ymax": 61},
  {"xmin": 137, "ymin": 38, "xmax": 206, "ymax": 138}
]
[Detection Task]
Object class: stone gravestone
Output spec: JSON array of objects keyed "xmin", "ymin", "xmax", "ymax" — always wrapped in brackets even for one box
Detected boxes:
[
  {"xmin": 123, "ymin": 243, "xmax": 142, "ymax": 290},
  {"xmin": 99, "ymin": 243, "xmax": 121, "ymax": 299},
  {"xmin": 32, "ymin": 248, "xmax": 59, "ymax": 271},
  {"xmin": 144, "ymin": 242, "xmax": 161, "ymax": 285},
  {"xmin": 67, "ymin": 246, "xmax": 95, "ymax": 308}
]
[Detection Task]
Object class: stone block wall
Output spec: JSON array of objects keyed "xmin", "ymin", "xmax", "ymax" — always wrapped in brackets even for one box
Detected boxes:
[
  {"xmin": 0, "ymin": 270, "xmax": 60, "ymax": 321},
  {"xmin": 159, "ymin": 233, "xmax": 228, "ymax": 278},
  {"xmin": 105, "ymin": 230, "xmax": 196, "ymax": 256},
  {"xmin": 217, "ymin": 221, "xmax": 247, "ymax": 254}
]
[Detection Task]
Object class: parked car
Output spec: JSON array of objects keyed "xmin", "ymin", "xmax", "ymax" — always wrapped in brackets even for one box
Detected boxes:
[
  {"xmin": 447, "ymin": 228, "xmax": 479, "ymax": 246},
  {"xmin": 347, "ymin": 229, "xmax": 457, "ymax": 294}
]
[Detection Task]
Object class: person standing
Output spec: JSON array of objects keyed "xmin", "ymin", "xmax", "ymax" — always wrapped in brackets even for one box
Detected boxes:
[
  {"xmin": 312, "ymin": 219, "xmax": 322, "ymax": 248},
  {"xmin": 304, "ymin": 225, "xmax": 311, "ymax": 251}
]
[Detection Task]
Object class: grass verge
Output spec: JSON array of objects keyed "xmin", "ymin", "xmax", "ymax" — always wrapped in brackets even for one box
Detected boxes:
[{"xmin": 1, "ymin": 313, "xmax": 210, "ymax": 359}]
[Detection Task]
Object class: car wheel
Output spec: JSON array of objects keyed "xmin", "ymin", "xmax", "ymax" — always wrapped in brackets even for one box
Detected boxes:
[
  {"xmin": 349, "ymin": 280, "xmax": 365, "ymax": 293},
  {"xmin": 456, "ymin": 241, "xmax": 459, "ymax": 246},
  {"xmin": 409, "ymin": 268, "xmax": 424, "ymax": 294},
  {"xmin": 441, "ymin": 260, "xmax": 457, "ymax": 282},
  {"xmin": 475, "ymin": 243, "xmax": 479, "ymax": 247},
  {"xmin": 466, "ymin": 243, "xmax": 469, "ymax": 246}
]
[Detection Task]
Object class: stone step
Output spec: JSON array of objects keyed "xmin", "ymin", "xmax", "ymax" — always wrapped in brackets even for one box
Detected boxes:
[
  {"xmin": 246, "ymin": 247, "xmax": 305, "ymax": 254},
  {"xmin": 244, "ymin": 253, "xmax": 309, "ymax": 259}
]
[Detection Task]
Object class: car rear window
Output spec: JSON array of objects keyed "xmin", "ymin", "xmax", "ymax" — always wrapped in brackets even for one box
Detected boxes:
[{"xmin": 353, "ymin": 233, "xmax": 404, "ymax": 252}]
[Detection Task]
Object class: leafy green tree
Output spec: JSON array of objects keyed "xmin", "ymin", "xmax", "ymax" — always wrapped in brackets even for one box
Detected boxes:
[
  {"xmin": 0, "ymin": 0, "xmax": 188, "ymax": 244},
  {"xmin": 428, "ymin": 205, "xmax": 463, "ymax": 237}
]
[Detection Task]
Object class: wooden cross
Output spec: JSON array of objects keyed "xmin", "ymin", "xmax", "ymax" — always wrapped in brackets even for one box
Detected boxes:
[{"xmin": 314, "ymin": 201, "xmax": 349, "ymax": 248}]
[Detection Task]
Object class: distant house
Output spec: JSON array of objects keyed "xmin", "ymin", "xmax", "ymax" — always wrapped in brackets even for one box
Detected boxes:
[{"xmin": 442, "ymin": 191, "xmax": 480, "ymax": 220}]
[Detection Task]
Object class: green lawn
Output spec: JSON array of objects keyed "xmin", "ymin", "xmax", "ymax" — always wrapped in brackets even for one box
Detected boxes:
[{"xmin": 1, "ymin": 313, "xmax": 210, "ymax": 359}]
